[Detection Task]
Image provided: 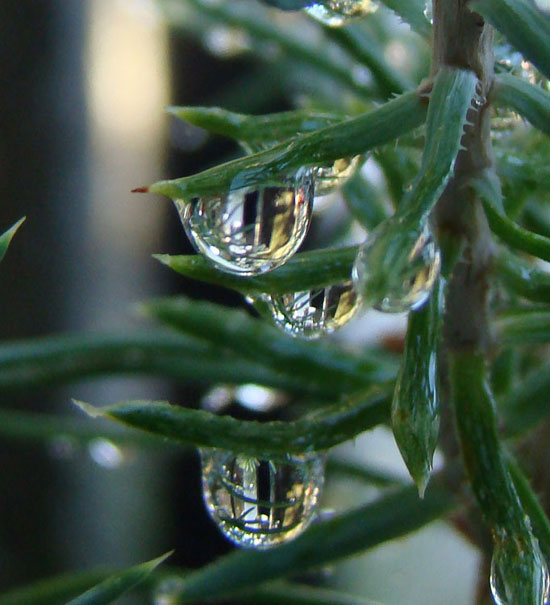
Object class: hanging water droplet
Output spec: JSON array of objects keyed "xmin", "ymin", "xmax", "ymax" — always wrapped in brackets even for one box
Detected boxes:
[
  {"xmin": 490, "ymin": 531, "xmax": 550, "ymax": 605},
  {"xmin": 352, "ymin": 219, "xmax": 441, "ymax": 313},
  {"xmin": 88, "ymin": 438, "xmax": 126, "ymax": 469},
  {"xmin": 305, "ymin": 0, "xmax": 378, "ymax": 26},
  {"xmin": 423, "ymin": 0, "xmax": 433, "ymax": 24},
  {"xmin": 175, "ymin": 168, "xmax": 314, "ymax": 276},
  {"xmin": 249, "ymin": 280, "xmax": 361, "ymax": 339},
  {"xmin": 473, "ymin": 93, "xmax": 487, "ymax": 109},
  {"xmin": 200, "ymin": 448, "xmax": 325, "ymax": 549},
  {"xmin": 315, "ymin": 156, "xmax": 362, "ymax": 196},
  {"xmin": 233, "ymin": 384, "xmax": 287, "ymax": 413}
]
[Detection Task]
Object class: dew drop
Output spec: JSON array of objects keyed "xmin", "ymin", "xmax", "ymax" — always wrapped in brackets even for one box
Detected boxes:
[
  {"xmin": 233, "ymin": 384, "xmax": 287, "ymax": 413},
  {"xmin": 473, "ymin": 93, "xmax": 487, "ymax": 109},
  {"xmin": 175, "ymin": 168, "xmax": 314, "ymax": 276},
  {"xmin": 88, "ymin": 438, "xmax": 126, "ymax": 469},
  {"xmin": 490, "ymin": 532, "xmax": 550, "ymax": 605},
  {"xmin": 315, "ymin": 156, "xmax": 362, "ymax": 196},
  {"xmin": 352, "ymin": 219, "xmax": 441, "ymax": 313},
  {"xmin": 305, "ymin": 0, "xmax": 378, "ymax": 26},
  {"xmin": 200, "ymin": 448, "xmax": 325, "ymax": 549},
  {"xmin": 249, "ymin": 280, "xmax": 361, "ymax": 339}
]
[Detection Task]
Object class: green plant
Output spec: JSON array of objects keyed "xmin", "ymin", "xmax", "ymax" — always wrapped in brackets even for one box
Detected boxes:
[{"xmin": 1, "ymin": 0, "xmax": 550, "ymax": 602}]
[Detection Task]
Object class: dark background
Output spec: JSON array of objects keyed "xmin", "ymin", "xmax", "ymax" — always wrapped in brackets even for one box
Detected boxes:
[{"xmin": 0, "ymin": 1, "xmax": 276, "ymax": 593}]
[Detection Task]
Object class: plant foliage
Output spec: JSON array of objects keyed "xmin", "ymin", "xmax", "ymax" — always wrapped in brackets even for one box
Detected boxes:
[{"xmin": 2, "ymin": 0, "xmax": 550, "ymax": 602}]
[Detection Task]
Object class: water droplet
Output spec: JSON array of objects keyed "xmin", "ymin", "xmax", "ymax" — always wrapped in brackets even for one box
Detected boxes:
[
  {"xmin": 490, "ymin": 531, "xmax": 550, "ymax": 605},
  {"xmin": 315, "ymin": 156, "xmax": 362, "ymax": 196},
  {"xmin": 423, "ymin": 0, "xmax": 433, "ymax": 24},
  {"xmin": 175, "ymin": 168, "xmax": 314, "ymax": 276},
  {"xmin": 473, "ymin": 93, "xmax": 487, "ymax": 109},
  {"xmin": 233, "ymin": 384, "xmax": 287, "ymax": 413},
  {"xmin": 200, "ymin": 448, "xmax": 325, "ymax": 549},
  {"xmin": 249, "ymin": 280, "xmax": 361, "ymax": 339},
  {"xmin": 352, "ymin": 219, "xmax": 441, "ymax": 313},
  {"xmin": 305, "ymin": 0, "xmax": 378, "ymax": 26},
  {"xmin": 88, "ymin": 438, "xmax": 126, "ymax": 469}
]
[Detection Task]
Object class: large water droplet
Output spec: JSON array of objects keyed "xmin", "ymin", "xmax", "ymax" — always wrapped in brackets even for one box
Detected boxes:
[
  {"xmin": 249, "ymin": 280, "xmax": 361, "ymax": 339},
  {"xmin": 233, "ymin": 383, "xmax": 287, "ymax": 413},
  {"xmin": 175, "ymin": 168, "xmax": 314, "ymax": 276},
  {"xmin": 490, "ymin": 531, "xmax": 550, "ymax": 605},
  {"xmin": 305, "ymin": 0, "xmax": 378, "ymax": 26},
  {"xmin": 315, "ymin": 156, "xmax": 362, "ymax": 196},
  {"xmin": 200, "ymin": 448, "xmax": 325, "ymax": 549},
  {"xmin": 88, "ymin": 438, "xmax": 127, "ymax": 469},
  {"xmin": 352, "ymin": 219, "xmax": 441, "ymax": 313}
]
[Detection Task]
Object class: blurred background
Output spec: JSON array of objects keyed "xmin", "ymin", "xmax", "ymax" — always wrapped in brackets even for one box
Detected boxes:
[{"xmin": 0, "ymin": 1, "xmax": 479, "ymax": 602}]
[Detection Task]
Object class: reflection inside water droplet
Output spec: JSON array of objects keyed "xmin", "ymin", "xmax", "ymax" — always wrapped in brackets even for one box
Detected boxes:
[
  {"xmin": 490, "ymin": 532, "xmax": 550, "ymax": 605},
  {"xmin": 234, "ymin": 384, "xmax": 287, "ymax": 413},
  {"xmin": 175, "ymin": 168, "xmax": 314, "ymax": 276},
  {"xmin": 249, "ymin": 280, "xmax": 361, "ymax": 339},
  {"xmin": 352, "ymin": 219, "xmax": 441, "ymax": 313},
  {"xmin": 315, "ymin": 156, "xmax": 362, "ymax": 196},
  {"xmin": 88, "ymin": 438, "xmax": 126, "ymax": 469},
  {"xmin": 305, "ymin": 0, "xmax": 378, "ymax": 26},
  {"xmin": 201, "ymin": 448, "xmax": 325, "ymax": 549}
]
